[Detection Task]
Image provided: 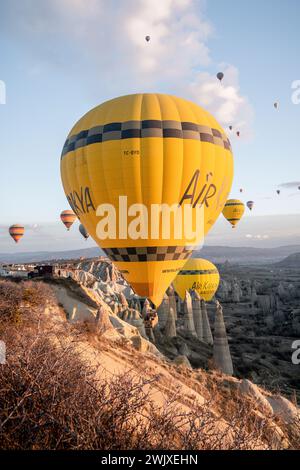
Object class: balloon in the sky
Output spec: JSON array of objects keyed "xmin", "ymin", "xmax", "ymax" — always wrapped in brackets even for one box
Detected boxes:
[
  {"xmin": 236, "ymin": 131, "xmax": 240, "ymax": 137},
  {"xmin": 277, "ymin": 190, "xmax": 281, "ymax": 195},
  {"xmin": 298, "ymin": 186, "xmax": 300, "ymax": 191},
  {"xmin": 79, "ymin": 224, "xmax": 89, "ymax": 240},
  {"xmin": 9, "ymin": 224, "xmax": 24, "ymax": 243},
  {"xmin": 247, "ymin": 200, "xmax": 254, "ymax": 211},
  {"xmin": 60, "ymin": 210, "xmax": 76, "ymax": 230},
  {"xmin": 222, "ymin": 199, "xmax": 245, "ymax": 228},
  {"xmin": 229, "ymin": 125, "xmax": 233, "ymax": 131},
  {"xmin": 217, "ymin": 72, "xmax": 224, "ymax": 82},
  {"xmin": 145, "ymin": 35, "xmax": 150, "ymax": 42},
  {"xmin": 173, "ymin": 258, "xmax": 220, "ymax": 301},
  {"xmin": 239, "ymin": 188, "xmax": 243, "ymax": 193},
  {"xmin": 60, "ymin": 93, "xmax": 234, "ymax": 306},
  {"xmin": 274, "ymin": 102, "xmax": 279, "ymax": 109}
]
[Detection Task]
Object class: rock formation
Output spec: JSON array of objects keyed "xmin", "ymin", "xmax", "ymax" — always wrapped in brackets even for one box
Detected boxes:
[
  {"xmin": 213, "ymin": 301, "xmax": 233, "ymax": 375},
  {"xmin": 167, "ymin": 285, "xmax": 177, "ymax": 320},
  {"xmin": 251, "ymin": 285, "xmax": 258, "ymax": 305},
  {"xmin": 157, "ymin": 294, "xmax": 170, "ymax": 328},
  {"xmin": 164, "ymin": 307, "xmax": 177, "ymax": 338},
  {"xmin": 173, "ymin": 355, "xmax": 192, "ymax": 369},
  {"xmin": 142, "ymin": 298, "xmax": 151, "ymax": 319},
  {"xmin": 95, "ymin": 305, "xmax": 114, "ymax": 335},
  {"xmin": 126, "ymin": 309, "xmax": 147, "ymax": 338},
  {"xmin": 232, "ymin": 279, "xmax": 241, "ymax": 302},
  {"xmin": 134, "ymin": 298, "xmax": 142, "ymax": 313},
  {"xmin": 217, "ymin": 279, "xmax": 230, "ymax": 302},
  {"xmin": 201, "ymin": 299, "xmax": 213, "ymax": 345},
  {"xmin": 119, "ymin": 292, "xmax": 128, "ymax": 308},
  {"xmin": 183, "ymin": 291, "xmax": 197, "ymax": 337},
  {"xmin": 278, "ymin": 282, "xmax": 287, "ymax": 301},
  {"xmin": 191, "ymin": 290, "xmax": 203, "ymax": 341}
]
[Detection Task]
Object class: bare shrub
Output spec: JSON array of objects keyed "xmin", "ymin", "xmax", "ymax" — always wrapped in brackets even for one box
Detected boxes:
[
  {"xmin": 0, "ymin": 320, "xmax": 283, "ymax": 450},
  {"xmin": 21, "ymin": 281, "xmax": 54, "ymax": 308},
  {"xmin": 281, "ymin": 413, "xmax": 300, "ymax": 449},
  {"xmin": 0, "ymin": 280, "xmax": 53, "ymax": 327},
  {"xmin": 0, "ymin": 280, "xmax": 23, "ymax": 324},
  {"xmin": 0, "ymin": 280, "xmax": 296, "ymax": 450}
]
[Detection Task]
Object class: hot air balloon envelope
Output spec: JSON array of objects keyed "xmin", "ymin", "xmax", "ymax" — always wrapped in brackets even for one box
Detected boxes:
[
  {"xmin": 60, "ymin": 93, "xmax": 234, "ymax": 306},
  {"xmin": 79, "ymin": 224, "xmax": 89, "ymax": 240},
  {"xmin": 173, "ymin": 258, "xmax": 220, "ymax": 301},
  {"xmin": 9, "ymin": 224, "xmax": 24, "ymax": 243},
  {"xmin": 222, "ymin": 199, "xmax": 245, "ymax": 228},
  {"xmin": 60, "ymin": 210, "xmax": 76, "ymax": 230},
  {"xmin": 217, "ymin": 72, "xmax": 224, "ymax": 81}
]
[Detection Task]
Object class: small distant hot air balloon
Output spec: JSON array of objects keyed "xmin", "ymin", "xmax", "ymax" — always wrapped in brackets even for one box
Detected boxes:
[
  {"xmin": 247, "ymin": 201, "xmax": 254, "ymax": 211},
  {"xmin": 173, "ymin": 258, "xmax": 220, "ymax": 301},
  {"xmin": 79, "ymin": 224, "xmax": 89, "ymax": 240},
  {"xmin": 222, "ymin": 199, "xmax": 245, "ymax": 228},
  {"xmin": 9, "ymin": 224, "xmax": 24, "ymax": 243},
  {"xmin": 217, "ymin": 72, "xmax": 224, "ymax": 82},
  {"xmin": 229, "ymin": 125, "xmax": 233, "ymax": 131},
  {"xmin": 145, "ymin": 35, "xmax": 150, "ymax": 42},
  {"xmin": 239, "ymin": 188, "xmax": 243, "ymax": 193},
  {"xmin": 60, "ymin": 210, "xmax": 76, "ymax": 231},
  {"xmin": 274, "ymin": 102, "xmax": 279, "ymax": 110},
  {"xmin": 276, "ymin": 190, "xmax": 281, "ymax": 195},
  {"xmin": 236, "ymin": 131, "xmax": 240, "ymax": 137},
  {"xmin": 298, "ymin": 186, "xmax": 300, "ymax": 191}
]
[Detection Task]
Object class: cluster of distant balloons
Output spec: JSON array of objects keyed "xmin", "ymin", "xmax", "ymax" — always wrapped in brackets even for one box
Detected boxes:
[{"xmin": 7, "ymin": 212, "xmax": 89, "ymax": 245}]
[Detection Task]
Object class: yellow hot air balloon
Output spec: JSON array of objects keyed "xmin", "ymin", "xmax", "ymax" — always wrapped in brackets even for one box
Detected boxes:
[
  {"xmin": 222, "ymin": 199, "xmax": 245, "ymax": 228},
  {"xmin": 173, "ymin": 258, "xmax": 220, "ymax": 301},
  {"xmin": 9, "ymin": 224, "xmax": 25, "ymax": 243},
  {"xmin": 60, "ymin": 210, "xmax": 76, "ymax": 230},
  {"xmin": 60, "ymin": 93, "xmax": 234, "ymax": 306}
]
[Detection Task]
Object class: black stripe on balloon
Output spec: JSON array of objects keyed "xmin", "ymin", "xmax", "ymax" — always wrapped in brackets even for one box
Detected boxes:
[{"xmin": 61, "ymin": 120, "xmax": 231, "ymax": 158}]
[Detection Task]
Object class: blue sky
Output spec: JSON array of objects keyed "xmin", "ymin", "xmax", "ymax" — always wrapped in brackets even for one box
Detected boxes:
[{"xmin": 0, "ymin": 0, "xmax": 299, "ymax": 252}]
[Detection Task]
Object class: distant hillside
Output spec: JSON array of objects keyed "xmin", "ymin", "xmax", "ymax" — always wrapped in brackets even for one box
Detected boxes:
[
  {"xmin": 1, "ymin": 244, "xmax": 300, "ymax": 265},
  {"xmin": 274, "ymin": 252, "xmax": 300, "ymax": 268},
  {"xmin": 0, "ymin": 247, "xmax": 103, "ymax": 264},
  {"xmin": 192, "ymin": 244, "xmax": 300, "ymax": 264}
]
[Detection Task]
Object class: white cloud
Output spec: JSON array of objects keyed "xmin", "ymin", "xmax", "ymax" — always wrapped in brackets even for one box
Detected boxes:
[
  {"xmin": 279, "ymin": 181, "xmax": 300, "ymax": 189},
  {"xmin": 245, "ymin": 233, "xmax": 269, "ymax": 240},
  {"xmin": 188, "ymin": 65, "xmax": 253, "ymax": 136},
  {"xmin": 1, "ymin": 0, "xmax": 253, "ymax": 133}
]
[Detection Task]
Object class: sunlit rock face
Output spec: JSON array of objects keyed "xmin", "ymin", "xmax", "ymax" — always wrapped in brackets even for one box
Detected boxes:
[
  {"xmin": 213, "ymin": 301, "xmax": 233, "ymax": 376},
  {"xmin": 201, "ymin": 299, "xmax": 213, "ymax": 346},
  {"xmin": 164, "ymin": 307, "xmax": 177, "ymax": 339},
  {"xmin": 157, "ymin": 294, "xmax": 170, "ymax": 329},
  {"xmin": 191, "ymin": 290, "xmax": 203, "ymax": 341},
  {"xmin": 183, "ymin": 291, "xmax": 197, "ymax": 337}
]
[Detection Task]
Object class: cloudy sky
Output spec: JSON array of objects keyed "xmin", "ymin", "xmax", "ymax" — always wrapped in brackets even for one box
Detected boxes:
[{"xmin": 0, "ymin": 0, "xmax": 299, "ymax": 252}]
